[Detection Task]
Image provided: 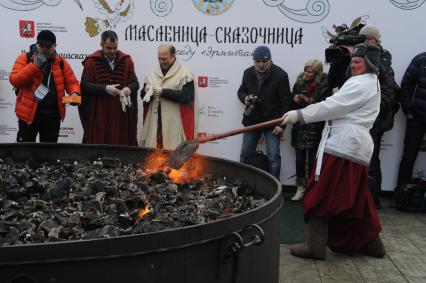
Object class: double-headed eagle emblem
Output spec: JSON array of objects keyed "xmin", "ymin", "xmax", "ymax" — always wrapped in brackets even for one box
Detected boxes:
[{"xmin": 85, "ymin": 0, "xmax": 134, "ymax": 37}]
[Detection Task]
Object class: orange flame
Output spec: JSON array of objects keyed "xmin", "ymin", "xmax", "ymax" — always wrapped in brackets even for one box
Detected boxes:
[
  {"xmin": 137, "ymin": 205, "xmax": 151, "ymax": 219},
  {"xmin": 143, "ymin": 149, "xmax": 207, "ymax": 183}
]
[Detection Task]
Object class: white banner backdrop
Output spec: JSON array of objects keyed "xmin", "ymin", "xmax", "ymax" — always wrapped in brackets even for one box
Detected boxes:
[{"xmin": 0, "ymin": 0, "xmax": 425, "ymax": 189}]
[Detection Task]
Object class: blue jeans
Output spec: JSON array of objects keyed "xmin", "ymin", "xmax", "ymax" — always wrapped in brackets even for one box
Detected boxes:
[
  {"xmin": 397, "ymin": 117, "xmax": 426, "ymax": 188},
  {"xmin": 240, "ymin": 129, "xmax": 281, "ymax": 179}
]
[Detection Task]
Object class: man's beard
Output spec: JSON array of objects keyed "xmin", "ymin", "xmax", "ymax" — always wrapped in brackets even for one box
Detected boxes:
[{"xmin": 256, "ymin": 66, "xmax": 269, "ymax": 73}]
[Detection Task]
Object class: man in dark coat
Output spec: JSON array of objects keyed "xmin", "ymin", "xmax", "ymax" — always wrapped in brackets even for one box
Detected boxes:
[
  {"xmin": 359, "ymin": 25, "xmax": 399, "ymax": 208},
  {"xmin": 79, "ymin": 30, "xmax": 139, "ymax": 145},
  {"xmin": 238, "ymin": 46, "xmax": 291, "ymax": 179},
  {"xmin": 397, "ymin": 52, "xmax": 426, "ymax": 188}
]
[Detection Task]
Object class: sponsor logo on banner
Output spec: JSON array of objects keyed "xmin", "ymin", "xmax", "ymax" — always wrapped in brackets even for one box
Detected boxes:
[
  {"xmin": 85, "ymin": 0, "xmax": 135, "ymax": 37},
  {"xmin": 176, "ymin": 75, "xmax": 229, "ymax": 89},
  {"xmin": 0, "ymin": 97, "xmax": 13, "ymax": 110},
  {"xmin": 199, "ymin": 105, "xmax": 224, "ymax": 118},
  {"xmin": 198, "ymin": 76, "xmax": 208, "ymax": 88},
  {"xmin": 207, "ymin": 77, "xmax": 229, "ymax": 88},
  {"xmin": 59, "ymin": 127, "xmax": 76, "ymax": 138},
  {"xmin": 35, "ymin": 22, "xmax": 68, "ymax": 34},
  {"xmin": 199, "ymin": 106, "xmax": 207, "ymax": 117},
  {"xmin": 19, "ymin": 20, "xmax": 35, "ymax": 38},
  {"xmin": 192, "ymin": 0, "xmax": 235, "ymax": 16},
  {"xmin": 0, "ymin": 69, "xmax": 10, "ymax": 81},
  {"xmin": 0, "ymin": 124, "xmax": 17, "ymax": 137}
]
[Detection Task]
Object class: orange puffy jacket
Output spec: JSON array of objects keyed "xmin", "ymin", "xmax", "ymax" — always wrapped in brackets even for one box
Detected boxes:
[{"xmin": 9, "ymin": 53, "xmax": 81, "ymax": 124}]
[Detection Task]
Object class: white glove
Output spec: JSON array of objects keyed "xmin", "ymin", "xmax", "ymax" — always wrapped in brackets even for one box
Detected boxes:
[
  {"xmin": 106, "ymin": 84, "xmax": 121, "ymax": 96},
  {"xmin": 119, "ymin": 92, "xmax": 129, "ymax": 112},
  {"xmin": 126, "ymin": 95, "xmax": 132, "ymax": 108},
  {"xmin": 122, "ymin": 87, "xmax": 131, "ymax": 96},
  {"xmin": 152, "ymin": 86, "xmax": 163, "ymax": 96},
  {"xmin": 142, "ymin": 84, "xmax": 154, "ymax": 103},
  {"xmin": 122, "ymin": 87, "xmax": 132, "ymax": 108},
  {"xmin": 281, "ymin": 110, "xmax": 299, "ymax": 126}
]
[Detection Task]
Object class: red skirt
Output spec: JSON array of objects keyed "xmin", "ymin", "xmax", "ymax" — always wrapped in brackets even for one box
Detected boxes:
[{"xmin": 303, "ymin": 153, "xmax": 382, "ymax": 254}]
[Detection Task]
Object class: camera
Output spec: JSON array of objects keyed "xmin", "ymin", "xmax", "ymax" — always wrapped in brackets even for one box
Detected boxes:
[
  {"xmin": 325, "ymin": 23, "xmax": 365, "ymax": 64},
  {"xmin": 243, "ymin": 95, "xmax": 262, "ymax": 118},
  {"xmin": 299, "ymin": 90, "xmax": 313, "ymax": 100}
]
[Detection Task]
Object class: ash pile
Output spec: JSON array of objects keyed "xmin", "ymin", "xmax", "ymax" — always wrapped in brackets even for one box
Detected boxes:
[{"xmin": 0, "ymin": 157, "xmax": 266, "ymax": 246}]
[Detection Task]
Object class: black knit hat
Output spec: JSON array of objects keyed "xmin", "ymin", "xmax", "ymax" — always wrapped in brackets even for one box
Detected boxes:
[
  {"xmin": 351, "ymin": 43, "xmax": 380, "ymax": 74},
  {"xmin": 37, "ymin": 30, "xmax": 56, "ymax": 45},
  {"xmin": 253, "ymin": 46, "xmax": 271, "ymax": 60}
]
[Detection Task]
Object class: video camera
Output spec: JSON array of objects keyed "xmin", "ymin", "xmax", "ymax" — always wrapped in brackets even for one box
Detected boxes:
[{"xmin": 325, "ymin": 23, "xmax": 365, "ymax": 64}]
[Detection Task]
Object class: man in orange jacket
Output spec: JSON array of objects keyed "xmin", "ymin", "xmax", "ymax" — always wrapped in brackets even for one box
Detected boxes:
[{"xmin": 9, "ymin": 30, "xmax": 81, "ymax": 142}]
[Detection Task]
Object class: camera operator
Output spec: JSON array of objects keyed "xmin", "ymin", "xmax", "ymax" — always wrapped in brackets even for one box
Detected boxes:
[
  {"xmin": 358, "ymin": 25, "xmax": 399, "ymax": 208},
  {"xmin": 237, "ymin": 46, "xmax": 291, "ymax": 179},
  {"xmin": 326, "ymin": 23, "xmax": 365, "ymax": 89}
]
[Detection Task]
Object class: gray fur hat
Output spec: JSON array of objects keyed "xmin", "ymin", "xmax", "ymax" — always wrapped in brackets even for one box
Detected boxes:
[{"xmin": 359, "ymin": 25, "xmax": 381, "ymax": 44}]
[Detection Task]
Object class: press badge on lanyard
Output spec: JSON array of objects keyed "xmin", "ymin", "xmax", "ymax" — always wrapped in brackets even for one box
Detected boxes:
[{"xmin": 33, "ymin": 73, "xmax": 50, "ymax": 101}]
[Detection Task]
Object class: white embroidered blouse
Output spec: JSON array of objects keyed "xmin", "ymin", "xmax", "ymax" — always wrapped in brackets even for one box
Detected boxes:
[{"xmin": 297, "ymin": 73, "xmax": 380, "ymax": 179}]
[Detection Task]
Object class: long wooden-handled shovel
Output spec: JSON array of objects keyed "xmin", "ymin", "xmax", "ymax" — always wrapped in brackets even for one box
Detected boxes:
[{"xmin": 165, "ymin": 117, "xmax": 285, "ymax": 170}]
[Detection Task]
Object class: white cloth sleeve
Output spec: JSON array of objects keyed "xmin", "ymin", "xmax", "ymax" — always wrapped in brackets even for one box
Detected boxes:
[{"xmin": 300, "ymin": 75, "xmax": 377, "ymax": 124}]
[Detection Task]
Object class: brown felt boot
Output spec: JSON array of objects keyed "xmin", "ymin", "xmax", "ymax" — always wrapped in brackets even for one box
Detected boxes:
[
  {"xmin": 290, "ymin": 217, "xmax": 328, "ymax": 260},
  {"xmin": 359, "ymin": 235, "xmax": 386, "ymax": 258}
]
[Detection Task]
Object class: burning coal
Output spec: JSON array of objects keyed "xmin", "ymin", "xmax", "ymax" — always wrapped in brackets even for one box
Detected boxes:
[{"xmin": 0, "ymin": 155, "xmax": 266, "ymax": 246}]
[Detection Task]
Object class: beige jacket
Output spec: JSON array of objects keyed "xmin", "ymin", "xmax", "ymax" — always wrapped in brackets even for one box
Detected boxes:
[{"xmin": 139, "ymin": 60, "xmax": 198, "ymax": 150}]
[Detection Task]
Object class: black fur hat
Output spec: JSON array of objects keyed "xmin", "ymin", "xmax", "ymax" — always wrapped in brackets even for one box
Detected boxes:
[{"xmin": 351, "ymin": 43, "xmax": 380, "ymax": 74}]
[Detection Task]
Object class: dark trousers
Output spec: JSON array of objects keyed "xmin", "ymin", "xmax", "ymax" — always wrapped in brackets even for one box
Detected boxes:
[
  {"xmin": 295, "ymin": 147, "xmax": 317, "ymax": 185},
  {"xmin": 17, "ymin": 112, "xmax": 61, "ymax": 143},
  {"xmin": 397, "ymin": 117, "xmax": 426, "ymax": 188},
  {"xmin": 368, "ymin": 125, "xmax": 384, "ymax": 207}
]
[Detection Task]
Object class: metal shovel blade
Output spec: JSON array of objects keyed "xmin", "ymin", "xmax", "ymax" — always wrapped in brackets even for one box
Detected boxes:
[{"xmin": 165, "ymin": 140, "xmax": 200, "ymax": 170}]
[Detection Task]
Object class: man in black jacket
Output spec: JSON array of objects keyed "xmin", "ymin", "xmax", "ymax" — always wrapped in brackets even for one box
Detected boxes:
[
  {"xmin": 238, "ymin": 46, "xmax": 291, "ymax": 179},
  {"xmin": 397, "ymin": 52, "xmax": 426, "ymax": 188},
  {"xmin": 359, "ymin": 25, "xmax": 400, "ymax": 208}
]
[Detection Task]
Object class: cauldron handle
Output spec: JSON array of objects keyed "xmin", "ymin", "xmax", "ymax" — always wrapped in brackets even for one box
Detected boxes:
[{"xmin": 217, "ymin": 224, "xmax": 265, "ymax": 282}]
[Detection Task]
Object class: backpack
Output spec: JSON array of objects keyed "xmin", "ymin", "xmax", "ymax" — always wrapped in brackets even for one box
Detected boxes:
[
  {"xmin": 394, "ymin": 178, "xmax": 426, "ymax": 213},
  {"xmin": 13, "ymin": 52, "xmax": 64, "ymax": 96}
]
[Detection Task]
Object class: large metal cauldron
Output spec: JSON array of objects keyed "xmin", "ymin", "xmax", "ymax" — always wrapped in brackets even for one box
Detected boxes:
[{"xmin": 0, "ymin": 143, "xmax": 282, "ymax": 283}]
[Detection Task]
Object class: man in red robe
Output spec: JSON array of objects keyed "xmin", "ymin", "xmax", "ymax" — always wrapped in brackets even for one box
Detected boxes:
[{"xmin": 79, "ymin": 30, "xmax": 139, "ymax": 145}]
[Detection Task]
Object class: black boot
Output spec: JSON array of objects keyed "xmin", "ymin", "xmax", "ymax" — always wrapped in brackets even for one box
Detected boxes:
[{"xmin": 359, "ymin": 235, "xmax": 386, "ymax": 258}]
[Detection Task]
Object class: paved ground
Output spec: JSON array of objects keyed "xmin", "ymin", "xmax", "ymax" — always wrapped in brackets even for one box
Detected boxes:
[{"xmin": 279, "ymin": 198, "xmax": 426, "ymax": 282}]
